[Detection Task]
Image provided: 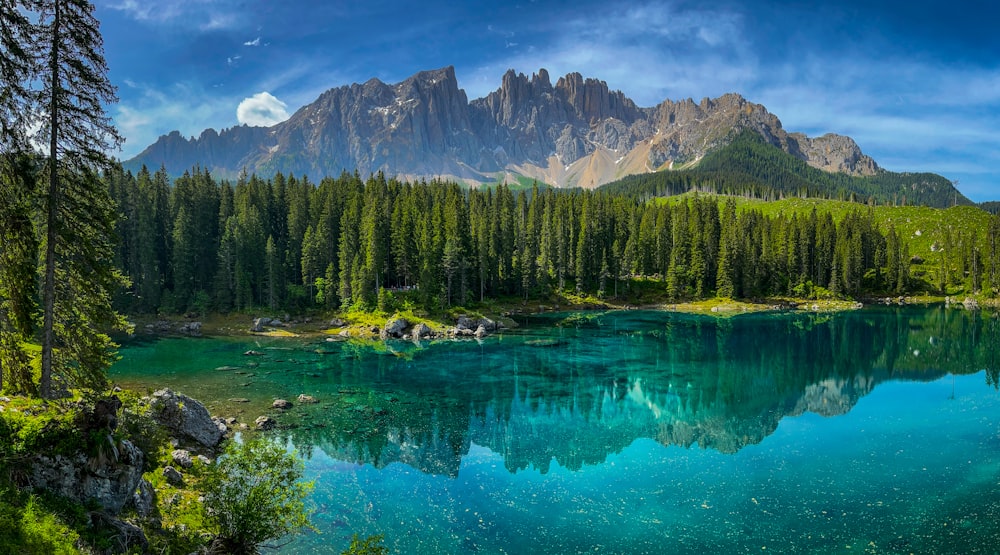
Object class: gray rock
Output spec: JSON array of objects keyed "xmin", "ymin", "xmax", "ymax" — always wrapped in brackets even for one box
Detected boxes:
[
  {"xmin": 149, "ymin": 389, "xmax": 223, "ymax": 449},
  {"xmin": 179, "ymin": 321, "xmax": 202, "ymax": 336},
  {"xmin": 171, "ymin": 449, "xmax": 193, "ymax": 469},
  {"xmin": 297, "ymin": 394, "xmax": 318, "ymax": 404},
  {"xmin": 272, "ymin": 399, "xmax": 293, "ymax": 410},
  {"xmin": 132, "ymin": 478, "xmax": 155, "ymax": 517},
  {"xmin": 163, "ymin": 466, "xmax": 184, "ymax": 486},
  {"xmin": 474, "ymin": 324, "xmax": 488, "ymax": 339},
  {"xmin": 29, "ymin": 438, "xmax": 145, "ymax": 514},
  {"xmin": 329, "ymin": 318, "xmax": 347, "ymax": 328},
  {"xmin": 477, "ymin": 317, "xmax": 497, "ymax": 332},
  {"xmin": 255, "ymin": 415, "xmax": 276, "ymax": 430},
  {"xmin": 456, "ymin": 315, "xmax": 475, "ymax": 331},
  {"xmin": 411, "ymin": 322, "xmax": 431, "ymax": 339},
  {"xmin": 212, "ymin": 416, "xmax": 229, "ymax": 435},
  {"xmin": 381, "ymin": 317, "xmax": 409, "ymax": 339},
  {"xmin": 196, "ymin": 455, "xmax": 213, "ymax": 466}
]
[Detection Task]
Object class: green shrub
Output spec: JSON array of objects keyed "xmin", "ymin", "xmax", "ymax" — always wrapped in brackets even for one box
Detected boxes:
[{"xmin": 201, "ymin": 438, "xmax": 313, "ymax": 554}]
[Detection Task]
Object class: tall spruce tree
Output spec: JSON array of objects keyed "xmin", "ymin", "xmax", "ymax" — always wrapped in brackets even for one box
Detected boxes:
[{"xmin": 35, "ymin": 0, "xmax": 126, "ymax": 398}]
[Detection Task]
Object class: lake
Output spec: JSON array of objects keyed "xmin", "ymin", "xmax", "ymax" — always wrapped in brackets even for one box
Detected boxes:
[{"xmin": 111, "ymin": 307, "xmax": 1000, "ymax": 554}]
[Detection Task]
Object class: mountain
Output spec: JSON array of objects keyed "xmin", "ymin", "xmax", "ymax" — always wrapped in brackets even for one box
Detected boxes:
[
  {"xmin": 600, "ymin": 131, "xmax": 972, "ymax": 208},
  {"xmin": 125, "ymin": 66, "xmax": 912, "ymax": 192}
]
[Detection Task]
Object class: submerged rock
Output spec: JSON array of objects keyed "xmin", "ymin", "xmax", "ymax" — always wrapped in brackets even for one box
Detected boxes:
[
  {"xmin": 297, "ymin": 394, "xmax": 318, "ymax": 404},
  {"xmin": 272, "ymin": 399, "xmax": 293, "ymax": 410},
  {"xmin": 255, "ymin": 415, "xmax": 276, "ymax": 430}
]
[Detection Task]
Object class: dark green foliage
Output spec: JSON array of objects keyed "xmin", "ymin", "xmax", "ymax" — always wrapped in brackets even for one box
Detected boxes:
[
  {"xmin": 0, "ymin": 154, "xmax": 39, "ymax": 395},
  {"xmin": 104, "ymin": 165, "xmax": 992, "ymax": 314},
  {"xmin": 601, "ymin": 131, "xmax": 972, "ymax": 209}
]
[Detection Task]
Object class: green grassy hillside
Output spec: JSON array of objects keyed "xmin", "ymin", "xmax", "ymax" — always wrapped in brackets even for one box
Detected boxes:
[{"xmin": 601, "ymin": 131, "xmax": 972, "ymax": 209}]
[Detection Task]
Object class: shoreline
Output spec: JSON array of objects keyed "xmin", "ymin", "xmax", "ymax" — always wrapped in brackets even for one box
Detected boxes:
[{"xmin": 121, "ymin": 294, "xmax": 999, "ymax": 342}]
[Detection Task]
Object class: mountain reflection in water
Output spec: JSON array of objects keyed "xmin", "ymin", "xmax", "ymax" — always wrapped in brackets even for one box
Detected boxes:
[{"xmin": 114, "ymin": 307, "xmax": 1000, "ymax": 477}]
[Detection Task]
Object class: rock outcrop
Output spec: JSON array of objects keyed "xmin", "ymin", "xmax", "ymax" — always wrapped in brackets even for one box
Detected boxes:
[
  {"xmin": 29, "ymin": 438, "xmax": 145, "ymax": 514},
  {"xmin": 381, "ymin": 317, "xmax": 409, "ymax": 339},
  {"xmin": 149, "ymin": 389, "xmax": 224, "ymax": 448},
  {"xmin": 411, "ymin": 322, "xmax": 432, "ymax": 339}
]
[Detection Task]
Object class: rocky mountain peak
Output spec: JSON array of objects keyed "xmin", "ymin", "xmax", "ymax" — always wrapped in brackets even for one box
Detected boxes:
[{"xmin": 126, "ymin": 66, "xmax": 888, "ymax": 188}]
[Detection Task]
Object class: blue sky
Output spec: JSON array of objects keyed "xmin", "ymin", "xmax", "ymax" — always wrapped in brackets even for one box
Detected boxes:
[{"xmin": 95, "ymin": 0, "xmax": 1000, "ymax": 201}]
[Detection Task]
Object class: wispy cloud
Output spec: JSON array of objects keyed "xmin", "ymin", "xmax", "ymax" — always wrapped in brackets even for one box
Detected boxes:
[
  {"xmin": 244, "ymin": 36, "xmax": 261, "ymax": 47},
  {"xmin": 114, "ymin": 80, "xmax": 237, "ymax": 158},
  {"xmin": 102, "ymin": 0, "xmax": 244, "ymax": 30},
  {"xmin": 236, "ymin": 92, "xmax": 290, "ymax": 127}
]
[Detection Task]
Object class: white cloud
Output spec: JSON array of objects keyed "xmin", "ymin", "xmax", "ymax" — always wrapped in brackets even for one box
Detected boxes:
[
  {"xmin": 236, "ymin": 92, "xmax": 290, "ymax": 127},
  {"xmin": 244, "ymin": 36, "xmax": 261, "ymax": 47}
]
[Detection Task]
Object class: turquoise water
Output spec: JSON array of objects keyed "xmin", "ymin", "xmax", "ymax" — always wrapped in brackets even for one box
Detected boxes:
[{"xmin": 112, "ymin": 307, "xmax": 1000, "ymax": 554}]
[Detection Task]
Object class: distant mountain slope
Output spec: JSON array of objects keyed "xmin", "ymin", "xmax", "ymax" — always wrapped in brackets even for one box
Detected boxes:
[
  {"xmin": 126, "ymin": 66, "xmax": 888, "ymax": 190},
  {"xmin": 980, "ymin": 201, "xmax": 1000, "ymax": 214},
  {"xmin": 599, "ymin": 132, "xmax": 971, "ymax": 208}
]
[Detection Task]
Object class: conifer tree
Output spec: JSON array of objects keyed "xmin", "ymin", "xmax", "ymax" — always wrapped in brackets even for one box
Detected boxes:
[
  {"xmin": 0, "ymin": 0, "xmax": 39, "ymax": 393},
  {"xmin": 36, "ymin": 0, "xmax": 126, "ymax": 397},
  {"xmin": 715, "ymin": 199, "xmax": 737, "ymax": 299}
]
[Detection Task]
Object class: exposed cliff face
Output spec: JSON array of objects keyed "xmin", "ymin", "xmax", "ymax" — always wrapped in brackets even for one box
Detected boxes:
[{"xmin": 125, "ymin": 66, "xmax": 880, "ymax": 187}]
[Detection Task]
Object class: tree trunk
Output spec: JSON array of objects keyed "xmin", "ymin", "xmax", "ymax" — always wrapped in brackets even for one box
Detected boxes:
[{"xmin": 40, "ymin": 0, "xmax": 60, "ymax": 399}]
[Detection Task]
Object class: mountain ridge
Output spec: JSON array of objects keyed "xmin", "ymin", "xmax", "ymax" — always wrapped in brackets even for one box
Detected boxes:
[{"xmin": 126, "ymin": 66, "xmax": 888, "ymax": 190}]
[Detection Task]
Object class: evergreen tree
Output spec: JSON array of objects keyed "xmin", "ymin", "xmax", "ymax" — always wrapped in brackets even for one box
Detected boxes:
[
  {"xmin": 0, "ymin": 153, "xmax": 38, "ymax": 394},
  {"xmin": 36, "ymin": 0, "xmax": 126, "ymax": 398},
  {"xmin": 988, "ymin": 215, "xmax": 1000, "ymax": 295},
  {"xmin": 715, "ymin": 199, "xmax": 737, "ymax": 298},
  {"xmin": 0, "ymin": 1, "xmax": 40, "ymax": 392}
]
